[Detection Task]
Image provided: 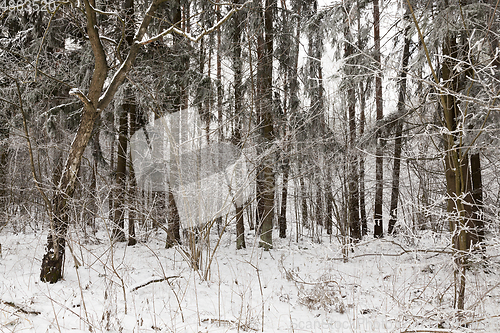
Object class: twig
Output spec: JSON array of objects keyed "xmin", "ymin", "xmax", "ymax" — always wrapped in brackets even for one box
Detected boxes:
[
  {"xmin": 324, "ymin": 239, "xmax": 454, "ymax": 261},
  {"xmin": 35, "ymin": 3, "xmax": 62, "ymax": 81},
  {"xmin": 246, "ymin": 261, "xmax": 265, "ymax": 332},
  {"xmin": 280, "ymin": 263, "xmax": 342, "ymax": 298},
  {"xmin": 130, "ymin": 276, "xmax": 180, "ymax": 292},
  {"xmin": 464, "ymin": 314, "xmax": 500, "ymax": 326},
  {"xmin": 326, "ymin": 249, "xmax": 453, "ymax": 261}
]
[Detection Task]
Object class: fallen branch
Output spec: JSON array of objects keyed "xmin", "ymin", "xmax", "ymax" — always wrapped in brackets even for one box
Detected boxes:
[
  {"xmin": 130, "ymin": 276, "xmax": 180, "ymax": 292},
  {"xmin": 1, "ymin": 300, "xmax": 41, "ymax": 315},
  {"xmin": 201, "ymin": 318, "xmax": 257, "ymax": 331},
  {"xmin": 402, "ymin": 328, "xmax": 453, "ymax": 333},
  {"xmin": 325, "ymin": 239, "xmax": 454, "ymax": 261}
]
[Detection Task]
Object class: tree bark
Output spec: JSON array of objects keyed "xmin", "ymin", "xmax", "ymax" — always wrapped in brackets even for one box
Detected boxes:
[
  {"xmin": 359, "ymin": 83, "xmax": 367, "ymax": 236},
  {"xmin": 165, "ymin": 187, "xmax": 181, "ymax": 248},
  {"xmin": 356, "ymin": 0, "xmax": 368, "ymax": 237},
  {"xmin": 112, "ymin": 105, "xmax": 128, "ymax": 242},
  {"xmin": 441, "ymin": 25, "xmax": 479, "ymax": 311},
  {"xmin": 127, "ymin": 101, "xmax": 138, "ymax": 246},
  {"xmin": 325, "ymin": 184, "xmax": 333, "ymax": 235},
  {"xmin": 41, "ymin": 103, "xmax": 103, "ymax": 283},
  {"xmin": 257, "ymin": 0, "xmax": 276, "ymax": 250},
  {"xmin": 279, "ymin": 159, "xmax": 289, "ymax": 238},
  {"xmin": 373, "ymin": 0, "xmax": 384, "ymax": 238},
  {"xmin": 388, "ymin": 6, "xmax": 410, "ymax": 235},
  {"xmin": 0, "ymin": 112, "xmax": 9, "ymax": 226},
  {"xmin": 232, "ymin": 0, "xmax": 246, "ymax": 249},
  {"xmin": 214, "ymin": 4, "xmax": 224, "ymax": 235},
  {"xmin": 164, "ymin": 0, "xmax": 184, "ymax": 248},
  {"xmin": 344, "ymin": 11, "xmax": 360, "ymax": 241},
  {"xmin": 468, "ymin": 152, "xmax": 484, "ymax": 248},
  {"xmin": 278, "ymin": 0, "xmax": 301, "ymax": 239}
]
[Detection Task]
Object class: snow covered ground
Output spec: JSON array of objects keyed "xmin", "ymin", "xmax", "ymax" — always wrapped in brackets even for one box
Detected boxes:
[{"xmin": 1, "ymin": 226, "xmax": 499, "ymax": 332}]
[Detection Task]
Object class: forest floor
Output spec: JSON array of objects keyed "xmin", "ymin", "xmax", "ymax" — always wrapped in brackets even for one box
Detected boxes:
[{"xmin": 0, "ymin": 224, "xmax": 499, "ymax": 332}]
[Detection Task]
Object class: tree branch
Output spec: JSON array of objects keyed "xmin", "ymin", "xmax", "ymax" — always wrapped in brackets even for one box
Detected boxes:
[
  {"xmin": 130, "ymin": 276, "xmax": 180, "ymax": 292},
  {"xmin": 35, "ymin": 4, "xmax": 62, "ymax": 81},
  {"xmin": 83, "ymin": 0, "xmax": 108, "ymax": 103},
  {"xmin": 140, "ymin": 3, "xmax": 248, "ymax": 45},
  {"xmin": 0, "ymin": 96, "xmax": 20, "ymax": 108},
  {"xmin": 97, "ymin": 0, "xmax": 167, "ymax": 110},
  {"xmin": 69, "ymin": 88, "xmax": 92, "ymax": 107},
  {"xmin": 86, "ymin": 1, "xmax": 126, "ymax": 63}
]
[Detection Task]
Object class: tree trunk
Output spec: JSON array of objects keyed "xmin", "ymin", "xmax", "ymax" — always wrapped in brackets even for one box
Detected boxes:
[
  {"xmin": 89, "ymin": 151, "xmax": 97, "ymax": 234},
  {"xmin": 236, "ymin": 205, "xmax": 246, "ymax": 249},
  {"xmin": 164, "ymin": 0, "xmax": 184, "ymax": 248},
  {"xmin": 122, "ymin": 0, "xmax": 137, "ymax": 247},
  {"xmin": 0, "ymin": 114, "xmax": 9, "ymax": 226},
  {"xmin": 112, "ymin": 105, "xmax": 128, "ymax": 242},
  {"xmin": 165, "ymin": 186, "xmax": 181, "ymax": 248},
  {"xmin": 468, "ymin": 152, "xmax": 484, "ymax": 248},
  {"xmin": 315, "ymin": 181, "xmax": 324, "ymax": 231},
  {"xmin": 356, "ymin": 0, "xmax": 368, "ymax": 237},
  {"xmin": 325, "ymin": 184, "xmax": 333, "ymax": 235},
  {"xmin": 215, "ymin": 4, "xmax": 224, "ymax": 234},
  {"xmin": 109, "ymin": 128, "xmax": 115, "ymax": 230},
  {"xmin": 89, "ymin": 119, "xmax": 106, "ymax": 235},
  {"xmin": 278, "ymin": 0, "xmax": 301, "ymax": 239},
  {"xmin": 388, "ymin": 121, "xmax": 402, "ymax": 235},
  {"xmin": 127, "ymin": 105, "xmax": 138, "ymax": 247},
  {"xmin": 441, "ymin": 26, "xmax": 475, "ymax": 311},
  {"xmin": 257, "ymin": 0, "xmax": 276, "ymax": 250},
  {"xmin": 41, "ymin": 104, "xmax": 102, "ymax": 283},
  {"xmin": 388, "ymin": 7, "xmax": 410, "ymax": 235},
  {"xmin": 345, "ymin": 15, "xmax": 360, "ymax": 241},
  {"xmin": 359, "ymin": 83, "xmax": 367, "ymax": 236},
  {"xmin": 373, "ymin": 0, "xmax": 384, "ymax": 238},
  {"xmin": 300, "ymin": 168, "xmax": 308, "ymax": 230},
  {"xmin": 233, "ymin": 0, "xmax": 246, "ymax": 249},
  {"xmin": 279, "ymin": 159, "xmax": 289, "ymax": 238}
]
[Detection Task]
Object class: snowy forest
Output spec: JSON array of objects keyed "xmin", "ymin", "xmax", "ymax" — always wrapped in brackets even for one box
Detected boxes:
[{"xmin": 0, "ymin": 0, "xmax": 500, "ymax": 332}]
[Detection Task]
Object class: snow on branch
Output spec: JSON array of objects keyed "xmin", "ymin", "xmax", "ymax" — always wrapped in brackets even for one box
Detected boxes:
[
  {"xmin": 140, "ymin": 2, "xmax": 249, "ymax": 45},
  {"xmin": 87, "ymin": 2, "xmax": 119, "ymax": 17},
  {"xmin": 69, "ymin": 88, "xmax": 91, "ymax": 107}
]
